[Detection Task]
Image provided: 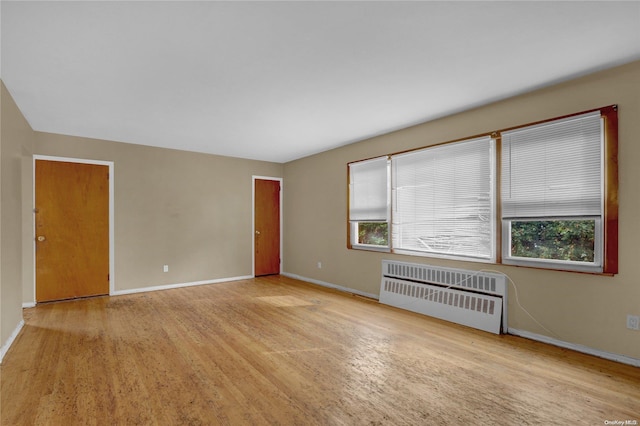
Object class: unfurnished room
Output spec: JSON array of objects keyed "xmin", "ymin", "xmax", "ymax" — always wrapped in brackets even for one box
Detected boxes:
[{"xmin": 1, "ymin": 1, "xmax": 639, "ymax": 424}]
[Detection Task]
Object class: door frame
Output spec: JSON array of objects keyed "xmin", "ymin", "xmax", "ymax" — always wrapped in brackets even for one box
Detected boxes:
[
  {"xmin": 32, "ymin": 155, "xmax": 115, "ymax": 302},
  {"xmin": 252, "ymin": 176, "xmax": 283, "ymax": 277}
]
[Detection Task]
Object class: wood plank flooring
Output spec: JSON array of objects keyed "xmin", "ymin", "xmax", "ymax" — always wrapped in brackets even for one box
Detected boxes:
[{"xmin": 1, "ymin": 275, "xmax": 639, "ymax": 425}]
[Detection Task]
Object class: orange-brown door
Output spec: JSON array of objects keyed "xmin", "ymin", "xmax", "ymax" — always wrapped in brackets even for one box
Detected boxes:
[
  {"xmin": 254, "ymin": 179, "xmax": 280, "ymax": 276},
  {"xmin": 35, "ymin": 160, "xmax": 109, "ymax": 302}
]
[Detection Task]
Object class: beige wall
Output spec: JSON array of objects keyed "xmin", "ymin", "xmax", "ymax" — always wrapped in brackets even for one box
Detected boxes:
[
  {"xmin": 283, "ymin": 60, "xmax": 640, "ymax": 360},
  {"xmin": 3, "ymin": 61, "xmax": 639, "ymax": 362},
  {"xmin": 1, "ymin": 81, "xmax": 34, "ymax": 356},
  {"xmin": 32, "ymin": 133, "xmax": 283, "ymax": 298}
]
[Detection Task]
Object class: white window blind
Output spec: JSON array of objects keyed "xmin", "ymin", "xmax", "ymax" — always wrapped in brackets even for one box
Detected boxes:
[
  {"xmin": 501, "ymin": 111, "xmax": 602, "ymax": 218},
  {"xmin": 349, "ymin": 156, "xmax": 389, "ymax": 222},
  {"xmin": 392, "ymin": 137, "xmax": 495, "ymax": 259}
]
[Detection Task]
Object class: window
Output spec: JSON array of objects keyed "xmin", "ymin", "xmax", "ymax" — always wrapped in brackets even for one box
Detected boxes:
[
  {"xmin": 348, "ymin": 156, "xmax": 390, "ymax": 250},
  {"xmin": 501, "ymin": 111, "xmax": 605, "ymax": 272},
  {"xmin": 392, "ymin": 137, "xmax": 495, "ymax": 260},
  {"xmin": 347, "ymin": 105, "xmax": 618, "ymax": 274}
]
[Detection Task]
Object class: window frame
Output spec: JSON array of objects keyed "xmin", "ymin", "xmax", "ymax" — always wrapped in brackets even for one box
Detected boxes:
[
  {"xmin": 496, "ymin": 105, "xmax": 618, "ymax": 274},
  {"xmin": 348, "ymin": 156, "xmax": 391, "ymax": 252},
  {"xmin": 346, "ymin": 105, "xmax": 618, "ymax": 275}
]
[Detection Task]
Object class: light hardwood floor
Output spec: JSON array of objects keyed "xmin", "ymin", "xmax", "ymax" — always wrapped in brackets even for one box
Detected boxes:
[{"xmin": 2, "ymin": 275, "xmax": 639, "ymax": 425}]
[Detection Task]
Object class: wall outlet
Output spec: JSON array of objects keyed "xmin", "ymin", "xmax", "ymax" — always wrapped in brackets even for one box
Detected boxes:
[
  {"xmin": 163, "ymin": 264, "xmax": 169, "ymax": 273},
  {"xmin": 627, "ymin": 315, "xmax": 639, "ymax": 330},
  {"xmin": 317, "ymin": 261, "xmax": 322, "ymax": 269}
]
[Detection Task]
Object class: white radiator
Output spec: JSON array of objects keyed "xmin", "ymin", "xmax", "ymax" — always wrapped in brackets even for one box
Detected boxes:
[{"xmin": 380, "ymin": 260, "xmax": 507, "ymax": 334}]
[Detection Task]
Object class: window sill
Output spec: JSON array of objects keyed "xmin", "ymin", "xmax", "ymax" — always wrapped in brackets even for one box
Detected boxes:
[
  {"xmin": 350, "ymin": 244, "xmax": 390, "ymax": 253},
  {"xmin": 349, "ymin": 245, "xmax": 616, "ymax": 275},
  {"xmin": 502, "ymin": 257, "xmax": 606, "ymax": 275}
]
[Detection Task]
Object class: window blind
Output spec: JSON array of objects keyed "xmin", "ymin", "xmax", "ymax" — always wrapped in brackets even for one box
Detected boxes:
[
  {"xmin": 501, "ymin": 111, "xmax": 602, "ymax": 219},
  {"xmin": 349, "ymin": 156, "xmax": 389, "ymax": 222},
  {"xmin": 391, "ymin": 137, "xmax": 495, "ymax": 259}
]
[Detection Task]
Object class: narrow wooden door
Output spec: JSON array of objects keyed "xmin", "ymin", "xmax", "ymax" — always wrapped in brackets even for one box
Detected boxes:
[
  {"xmin": 254, "ymin": 179, "xmax": 280, "ymax": 276},
  {"xmin": 35, "ymin": 160, "xmax": 110, "ymax": 302}
]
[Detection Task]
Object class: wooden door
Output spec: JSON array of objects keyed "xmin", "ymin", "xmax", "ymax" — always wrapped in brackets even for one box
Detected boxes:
[
  {"xmin": 254, "ymin": 179, "xmax": 280, "ymax": 276},
  {"xmin": 35, "ymin": 160, "xmax": 110, "ymax": 302}
]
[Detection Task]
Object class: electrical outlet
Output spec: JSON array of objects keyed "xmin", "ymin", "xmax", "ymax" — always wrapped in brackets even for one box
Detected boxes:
[
  {"xmin": 317, "ymin": 262, "xmax": 322, "ymax": 269},
  {"xmin": 163, "ymin": 265, "xmax": 169, "ymax": 273},
  {"xmin": 627, "ymin": 315, "xmax": 639, "ymax": 330}
]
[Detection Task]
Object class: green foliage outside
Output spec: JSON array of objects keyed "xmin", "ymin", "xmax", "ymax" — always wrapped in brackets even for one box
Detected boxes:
[
  {"xmin": 358, "ymin": 222, "xmax": 388, "ymax": 246},
  {"xmin": 357, "ymin": 220, "xmax": 595, "ymax": 262},
  {"xmin": 511, "ymin": 220, "xmax": 595, "ymax": 262}
]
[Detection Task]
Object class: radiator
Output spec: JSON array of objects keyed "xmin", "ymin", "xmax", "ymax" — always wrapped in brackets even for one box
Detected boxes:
[{"xmin": 380, "ymin": 260, "xmax": 507, "ymax": 334}]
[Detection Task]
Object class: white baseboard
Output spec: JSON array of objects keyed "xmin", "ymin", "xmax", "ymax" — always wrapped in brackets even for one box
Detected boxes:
[
  {"xmin": 281, "ymin": 272, "xmax": 379, "ymax": 300},
  {"xmin": 508, "ymin": 328, "xmax": 640, "ymax": 368},
  {"xmin": 0, "ymin": 320, "xmax": 25, "ymax": 364},
  {"xmin": 110, "ymin": 275, "xmax": 253, "ymax": 296},
  {"xmin": 20, "ymin": 276, "xmax": 253, "ymax": 307}
]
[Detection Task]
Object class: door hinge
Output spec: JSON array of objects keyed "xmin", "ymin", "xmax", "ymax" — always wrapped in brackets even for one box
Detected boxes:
[{"xmin": 107, "ymin": 273, "xmax": 110, "ymax": 281}]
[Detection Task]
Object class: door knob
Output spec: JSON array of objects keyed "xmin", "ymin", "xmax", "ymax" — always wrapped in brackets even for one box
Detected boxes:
[
  {"xmin": 255, "ymin": 230, "xmax": 261, "ymax": 235},
  {"xmin": 37, "ymin": 235, "xmax": 46, "ymax": 242}
]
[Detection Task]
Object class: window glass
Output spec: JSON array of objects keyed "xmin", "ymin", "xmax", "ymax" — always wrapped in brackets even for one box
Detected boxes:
[
  {"xmin": 356, "ymin": 222, "xmax": 388, "ymax": 246},
  {"xmin": 349, "ymin": 157, "xmax": 389, "ymax": 249},
  {"xmin": 509, "ymin": 219, "xmax": 596, "ymax": 262},
  {"xmin": 392, "ymin": 137, "xmax": 495, "ymax": 260}
]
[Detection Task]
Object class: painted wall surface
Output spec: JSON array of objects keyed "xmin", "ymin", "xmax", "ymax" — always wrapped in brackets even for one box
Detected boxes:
[
  {"xmin": 1, "ymin": 81, "xmax": 34, "ymax": 352},
  {"xmin": 32, "ymin": 133, "xmax": 283, "ymax": 298},
  {"xmin": 283, "ymin": 61, "xmax": 640, "ymax": 360}
]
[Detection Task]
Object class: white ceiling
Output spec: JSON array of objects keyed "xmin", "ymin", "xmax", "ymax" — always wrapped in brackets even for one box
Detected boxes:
[{"xmin": 2, "ymin": 1, "xmax": 640, "ymax": 163}]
